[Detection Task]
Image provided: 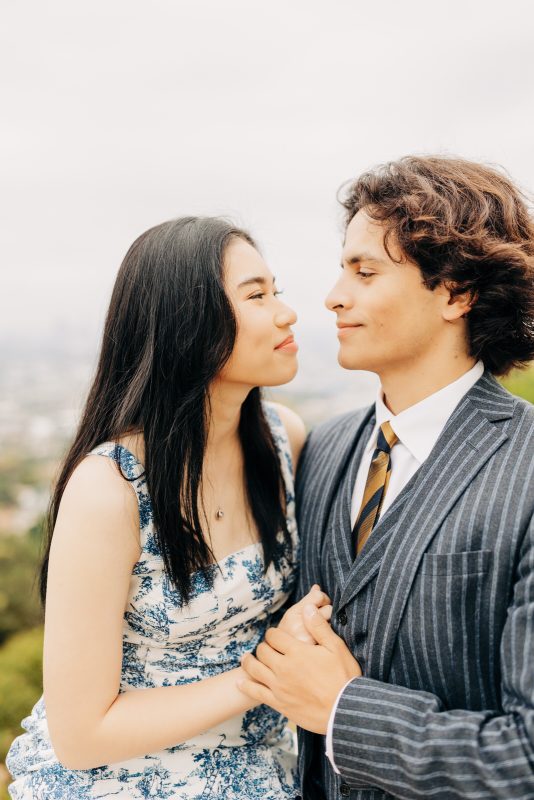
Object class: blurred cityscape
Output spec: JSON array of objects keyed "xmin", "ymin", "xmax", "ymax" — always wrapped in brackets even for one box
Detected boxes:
[{"xmin": 0, "ymin": 326, "xmax": 377, "ymax": 538}]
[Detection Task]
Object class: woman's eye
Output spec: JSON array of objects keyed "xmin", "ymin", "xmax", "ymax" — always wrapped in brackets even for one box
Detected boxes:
[
  {"xmin": 357, "ymin": 271, "xmax": 373, "ymax": 279},
  {"xmin": 249, "ymin": 288, "xmax": 284, "ymax": 300}
]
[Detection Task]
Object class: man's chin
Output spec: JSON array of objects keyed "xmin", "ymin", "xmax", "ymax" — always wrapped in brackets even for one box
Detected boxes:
[{"xmin": 337, "ymin": 350, "xmax": 368, "ymax": 371}]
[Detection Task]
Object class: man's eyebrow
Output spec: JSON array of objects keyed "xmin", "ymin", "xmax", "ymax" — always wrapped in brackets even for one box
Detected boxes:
[
  {"xmin": 237, "ymin": 275, "xmax": 276, "ymax": 288},
  {"xmin": 341, "ymin": 252, "xmax": 383, "ymax": 267}
]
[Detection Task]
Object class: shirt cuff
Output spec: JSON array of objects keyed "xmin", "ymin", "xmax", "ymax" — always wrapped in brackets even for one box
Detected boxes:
[{"xmin": 325, "ymin": 678, "xmax": 355, "ymax": 774}]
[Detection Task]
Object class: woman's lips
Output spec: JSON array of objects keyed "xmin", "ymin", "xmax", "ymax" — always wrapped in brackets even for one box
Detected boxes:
[{"xmin": 275, "ymin": 335, "xmax": 298, "ymax": 352}]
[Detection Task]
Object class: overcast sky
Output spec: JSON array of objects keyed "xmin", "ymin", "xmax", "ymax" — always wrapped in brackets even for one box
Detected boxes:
[{"xmin": 2, "ymin": 0, "xmax": 534, "ymax": 351}]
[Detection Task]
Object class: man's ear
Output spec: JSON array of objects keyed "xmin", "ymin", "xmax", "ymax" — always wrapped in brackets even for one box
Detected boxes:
[{"xmin": 442, "ymin": 285, "xmax": 478, "ymax": 322}]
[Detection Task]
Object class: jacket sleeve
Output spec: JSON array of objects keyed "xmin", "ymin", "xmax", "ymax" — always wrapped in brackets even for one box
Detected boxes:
[{"xmin": 331, "ymin": 515, "xmax": 534, "ymax": 798}]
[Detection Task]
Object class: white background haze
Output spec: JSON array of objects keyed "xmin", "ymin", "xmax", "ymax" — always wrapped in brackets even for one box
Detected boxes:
[{"xmin": 2, "ymin": 0, "xmax": 534, "ymax": 403}]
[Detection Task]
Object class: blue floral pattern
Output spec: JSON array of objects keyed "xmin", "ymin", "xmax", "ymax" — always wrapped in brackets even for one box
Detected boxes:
[{"xmin": 7, "ymin": 403, "xmax": 299, "ymax": 799}]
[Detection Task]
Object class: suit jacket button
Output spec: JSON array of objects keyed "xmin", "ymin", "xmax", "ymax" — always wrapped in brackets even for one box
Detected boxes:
[
  {"xmin": 337, "ymin": 609, "xmax": 348, "ymax": 625},
  {"xmin": 340, "ymin": 783, "xmax": 351, "ymax": 796}
]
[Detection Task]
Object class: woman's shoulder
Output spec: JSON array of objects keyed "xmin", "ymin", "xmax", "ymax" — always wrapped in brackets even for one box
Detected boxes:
[
  {"xmin": 52, "ymin": 450, "xmax": 141, "ymax": 567},
  {"xmin": 62, "ymin": 448, "xmax": 138, "ymax": 517},
  {"xmin": 264, "ymin": 401, "xmax": 307, "ymax": 468}
]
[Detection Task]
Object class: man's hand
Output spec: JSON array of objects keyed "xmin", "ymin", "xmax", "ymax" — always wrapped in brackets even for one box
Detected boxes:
[
  {"xmin": 239, "ymin": 604, "xmax": 362, "ymax": 734},
  {"xmin": 278, "ymin": 584, "xmax": 332, "ymax": 643}
]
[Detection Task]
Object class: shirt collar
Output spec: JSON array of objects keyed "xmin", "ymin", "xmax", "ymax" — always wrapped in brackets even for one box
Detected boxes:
[{"xmin": 371, "ymin": 361, "xmax": 485, "ymax": 464}]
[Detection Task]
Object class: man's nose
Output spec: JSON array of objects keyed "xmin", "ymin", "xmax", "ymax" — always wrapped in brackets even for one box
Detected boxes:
[{"xmin": 325, "ymin": 277, "xmax": 352, "ymax": 311}]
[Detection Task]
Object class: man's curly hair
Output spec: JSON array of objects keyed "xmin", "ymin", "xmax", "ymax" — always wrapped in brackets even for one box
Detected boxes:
[{"xmin": 341, "ymin": 156, "xmax": 534, "ymax": 376}]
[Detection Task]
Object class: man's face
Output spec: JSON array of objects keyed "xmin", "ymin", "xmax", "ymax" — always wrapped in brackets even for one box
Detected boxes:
[{"xmin": 325, "ymin": 209, "xmax": 452, "ymax": 375}]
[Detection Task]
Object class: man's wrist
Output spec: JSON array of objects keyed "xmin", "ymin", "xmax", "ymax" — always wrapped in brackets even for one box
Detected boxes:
[{"xmin": 325, "ymin": 677, "xmax": 356, "ymax": 774}]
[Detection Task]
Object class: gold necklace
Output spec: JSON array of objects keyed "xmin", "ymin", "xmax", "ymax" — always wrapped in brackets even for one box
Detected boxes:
[{"xmin": 207, "ymin": 445, "xmax": 241, "ymax": 522}]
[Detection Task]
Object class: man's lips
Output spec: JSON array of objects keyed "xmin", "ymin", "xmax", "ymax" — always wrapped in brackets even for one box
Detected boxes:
[
  {"xmin": 337, "ymin": 322, "xmax": 363, "ymax": 337},
  {"xmin": 275, "ymin": 335, "xmax": 298, "ymax": 351}
]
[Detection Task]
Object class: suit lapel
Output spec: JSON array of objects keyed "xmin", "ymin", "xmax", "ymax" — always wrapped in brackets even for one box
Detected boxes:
[
  {"xmin": 326, "ymin": 416, "xmax": 375, "ymax": 586},
  {"xmin": 364, "ymin": 373, "xmax": 513, "ymax": 681},
  {"xmin": 338, "ymin": 489, "xmax": 411, "ymax": 607},
  {"xmin": 297, "ymin": 406, "xmax": 374, "ymax": 595}
]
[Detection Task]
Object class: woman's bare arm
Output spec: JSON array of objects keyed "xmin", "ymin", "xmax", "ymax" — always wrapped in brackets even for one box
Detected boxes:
[{"xmin": 44, "ymin": 455, "xmax": 255, "ymax": 771}]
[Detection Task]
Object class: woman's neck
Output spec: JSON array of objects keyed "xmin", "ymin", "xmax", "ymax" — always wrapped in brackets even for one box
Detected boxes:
[{"xmin": 206, "ymin": 379, "xmax": 250, "ymax": 454}]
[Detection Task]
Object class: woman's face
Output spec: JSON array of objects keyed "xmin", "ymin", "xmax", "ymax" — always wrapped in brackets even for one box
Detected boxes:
[{"xmin": 219, "ymin": 237, "xmax": 298, "ymax": 388}]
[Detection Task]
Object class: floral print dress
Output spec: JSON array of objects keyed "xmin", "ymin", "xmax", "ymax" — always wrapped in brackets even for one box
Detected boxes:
[{"xmin": 7, "ymin": 404, "xmax": 300, "ymax": 799}]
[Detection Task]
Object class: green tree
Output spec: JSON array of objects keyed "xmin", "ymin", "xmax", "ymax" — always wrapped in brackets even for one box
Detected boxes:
[
  {"xmin": 0, "ymin": 535, "xmax": 42, "ymax": 646},
  {"xmin": 501, "ymin": 367, "xmax": 534, "ymax": 405},
  {"xmin": 0, "ymin": 626, "xmax": 43, "ymax": 797}
]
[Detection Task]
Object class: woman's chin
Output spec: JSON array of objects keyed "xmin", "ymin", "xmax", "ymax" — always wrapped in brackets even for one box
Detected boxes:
[{"xmin": 261, "ymin": 362, "xmax": 299, "ymax": 388}]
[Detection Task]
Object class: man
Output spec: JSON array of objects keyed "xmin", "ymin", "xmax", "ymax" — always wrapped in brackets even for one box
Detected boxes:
[{"xmin": 240, "ymin": 156, "xmax": 534, "ymax": 798}]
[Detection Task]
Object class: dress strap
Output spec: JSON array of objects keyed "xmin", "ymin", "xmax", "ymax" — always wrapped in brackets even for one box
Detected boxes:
[
  {"xmin": 89, "ymin": 442, "xmax": 145, "ymax": 482},
  {"xmin": 89, "ymin": 443, "xmax": 157, "ymax": 558}
]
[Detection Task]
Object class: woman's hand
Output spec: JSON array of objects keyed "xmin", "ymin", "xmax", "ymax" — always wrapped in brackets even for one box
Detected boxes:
[{"xmin": 278, "ymin": 584, "xmax": 332, "ymax": 643}]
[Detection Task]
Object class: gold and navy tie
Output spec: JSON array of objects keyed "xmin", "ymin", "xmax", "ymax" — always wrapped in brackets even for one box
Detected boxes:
[{"xmin": 353, "ymin": 421, "xmax": 399, "ymax": 556}]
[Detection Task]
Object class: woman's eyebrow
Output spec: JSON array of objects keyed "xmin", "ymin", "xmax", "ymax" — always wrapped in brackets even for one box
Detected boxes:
[{"xmin": 237, "ymin": 275, "xmax": 276, "ymax": 288}]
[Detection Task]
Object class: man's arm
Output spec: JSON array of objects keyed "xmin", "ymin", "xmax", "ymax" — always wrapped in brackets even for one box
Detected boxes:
[
  {"xmin": 330, "ymin": 515, "xmax": 534, "ymax": 798},
  {"xmin": 240, "ymin": 516, "xmax": 534, "ymax": 798}
]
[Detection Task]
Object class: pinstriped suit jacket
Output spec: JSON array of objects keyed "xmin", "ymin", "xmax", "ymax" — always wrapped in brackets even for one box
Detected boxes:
[{"xmin": 295, "ymin": 371, "xmax": 534, "ymax": 799}]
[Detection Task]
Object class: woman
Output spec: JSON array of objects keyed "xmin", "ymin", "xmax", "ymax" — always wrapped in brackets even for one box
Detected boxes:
[{"xmin": 6, "ymin": 217, "xmax": 329, "ymax": 799}]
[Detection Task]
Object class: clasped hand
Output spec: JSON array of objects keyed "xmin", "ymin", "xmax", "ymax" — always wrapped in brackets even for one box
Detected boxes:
[{"xmin": 238, "ymin": 585, "xmax": 362, "ymax": 734}]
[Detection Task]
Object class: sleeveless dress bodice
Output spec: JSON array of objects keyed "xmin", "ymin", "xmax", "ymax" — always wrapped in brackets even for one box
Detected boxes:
[{"xmin": 7, "ymin": 404, "xmax": 300, "ymax": 799}]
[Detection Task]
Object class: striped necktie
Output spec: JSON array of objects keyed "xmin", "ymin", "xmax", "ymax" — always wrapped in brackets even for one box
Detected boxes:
[{"xmin": 353, "ymin": 421, "xmax": 399, "ymax": 556}]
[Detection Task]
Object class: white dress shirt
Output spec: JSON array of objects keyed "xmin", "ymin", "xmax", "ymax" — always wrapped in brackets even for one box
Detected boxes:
[{"xmin": 325, "ymin": 361, "xmax": 485, "ymax": 773}]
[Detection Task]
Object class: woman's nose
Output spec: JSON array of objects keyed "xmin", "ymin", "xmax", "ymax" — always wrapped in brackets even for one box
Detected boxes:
[{"xmin": 275, "ymin": 301, "xmax": 297, "ymax": 327}]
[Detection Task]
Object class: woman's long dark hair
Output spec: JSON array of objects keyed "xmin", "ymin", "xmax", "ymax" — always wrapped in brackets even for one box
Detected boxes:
[{"xmin": 40, "ymin": 217, "xmax": 289, "ymax": 605}]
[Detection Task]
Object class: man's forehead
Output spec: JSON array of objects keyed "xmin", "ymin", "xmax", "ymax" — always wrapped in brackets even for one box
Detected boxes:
[
  {"xmin": 346, "ymin": 209, "xmax": 383, "ymax": 238},
  {"xmin": 342, "ymin": 222, "xmax": 385, "ymax": 262},
  {"xmin": 343, "ymin": 211, "xmax": 400, "ymax": 264}
]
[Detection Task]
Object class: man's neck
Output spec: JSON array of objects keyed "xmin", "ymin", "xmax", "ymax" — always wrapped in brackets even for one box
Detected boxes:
[{"xmin": 379, "ymin": 355, "xmax": 478, "ymax": 416}]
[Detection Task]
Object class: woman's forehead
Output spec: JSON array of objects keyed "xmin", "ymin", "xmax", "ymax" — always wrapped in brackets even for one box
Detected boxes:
[{"xmin": 224, "ymin": 238, "xmax": 272, "ymax": 287}]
